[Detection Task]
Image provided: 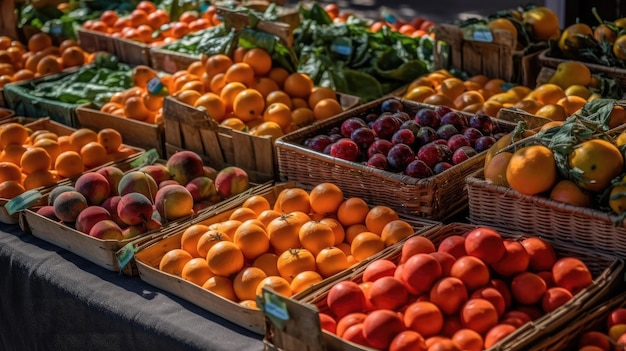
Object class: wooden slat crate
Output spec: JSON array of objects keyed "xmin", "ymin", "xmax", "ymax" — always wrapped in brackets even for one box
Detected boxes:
[
  {"xmin": 76, "ymin": 28, "xmax": 151, "ymax": 66},
  {"xmin": 538, "ymin": 48, "xmax": 626, "ymax": 89}
]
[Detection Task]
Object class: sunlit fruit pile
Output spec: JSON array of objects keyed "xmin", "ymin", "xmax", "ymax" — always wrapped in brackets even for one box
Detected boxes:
[
  {"xmin": 82, "ymin": 1, "xmax": 219, "ymax": 47},
  {"xmin": 158, "ymin": 183, "xmax": 418, "ymax": 309},
  {"xmin": 575, "ymin": 307, "xmax": 626, "ymax": 350},
  {"xmin": 0, "ymin": 124, "xmax": 136, "ymax": 199},
  {"xmin": 318, "ymin": 226, "xmax": 593, "ymax": 350},
  {"xmin": 35, "ymin": 150, "xmax": 249, "ymax": 240}
]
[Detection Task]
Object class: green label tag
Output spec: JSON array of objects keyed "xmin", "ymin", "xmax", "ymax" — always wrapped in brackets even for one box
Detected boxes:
[
  {"xmin": 263, "ymin": 291, "xmax": 289, "ymax": 322},
  {"xmin": 6, "ymin": 190, "xmax": 43, "ymax": 215},
  {"xmin": 462, "ymin": 24, "xmax": 493, "ymax": 42},
  {"xmin": 130, "ymin": 149, "xmax": 159, "ymax": 168},
  {"xmin": 147, "ymin": 77, "xmax": 170, "ymax": 96},
  {"xmin": 116, "ymin": 242, "xmax": 138, "ymax": 271}
]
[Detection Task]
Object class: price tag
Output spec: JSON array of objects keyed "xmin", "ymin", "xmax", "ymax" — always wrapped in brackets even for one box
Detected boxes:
[
  {"xmin": 147, "ymin": 77, "xmax": 170, "ymax": 96},
  {"xmin": 331, "ymin": 38, "xmax": 352, "ymax": 56},
  {"xmin": 116, "ymin": 242, "xmax": 138, "ymax": 271},
  {"xmin": 462, "ymin": 24, "xmax": 493, "ymax": 42},
  {"xmin": 260, "ymin": 290, "xmax": 290, "ymax": 329},
  {"xmin": 130, "ymin": 149, "xmax": 160, "ymax": 168},
  {"xmin": 6, "ymin": 190, "xmax": 43, "ymax": 215}
]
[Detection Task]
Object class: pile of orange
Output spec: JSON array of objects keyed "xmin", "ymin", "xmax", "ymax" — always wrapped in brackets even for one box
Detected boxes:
[
  {"xmin": 82, "ymin": 2, "xmax": 220, "ymax": 47},
  {"xmin": 0, "ymin": 33, "xmax": 90, "ymax": 88},
  {"xmin": 402, "ymin": 69, "xmax": 602, "ymax": 123},
  {"xmin": 0, "ymin": 123, "xmax": 135, "ymax": 199},
  {"xmin": 158, "ymin": 183, "xmax": 417, "ymax": 308},
  {"xmin": 163, "ymin": 47, "xmax": 344, "ymax": 138}
]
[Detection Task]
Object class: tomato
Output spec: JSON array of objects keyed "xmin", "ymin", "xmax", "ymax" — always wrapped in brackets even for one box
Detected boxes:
[
  {"xmin": 326, "ymin": 281, "xmax": 366, "ymax": 319},
  {"xmin": 362, "ymin": 309, "xmax": 406, "ymax": 350},
  {"xmin": 389, "ymin": 330, "xmax": 427, "ymax": 351}
]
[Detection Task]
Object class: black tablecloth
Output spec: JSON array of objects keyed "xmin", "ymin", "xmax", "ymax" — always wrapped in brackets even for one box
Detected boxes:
[{"xmin": 0, "ymin": 223, "xmax": 264, "ymax": 351}]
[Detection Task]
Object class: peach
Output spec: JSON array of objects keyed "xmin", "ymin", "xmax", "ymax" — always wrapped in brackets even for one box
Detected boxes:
[
  {"xmin": 53, "ymin": 190, "xmax": 88, "ymax": 223},
  {"xmin": 203, "ymin": 165, "xmax": 218, "ymax": 180},
  {"xmin": 552, "ymin": 257, "xmax": 592, "ymax": 294},
  {"xmin": 154, "ymin": 184, "xmax": 194, "ymax": 221},
  {"xmin": 185, "ymin": 176, "xmax": 217, "ymax": 201},
  {"xmin": 89, "ymin": 219, "xmax": 123, "ymax": 240},
  {"xmin": 430, "ymin": 252, "xmax": 456, "ymax": 276},
  {"xmin": 117, "ymin": 171, "xmax": 158, "ymax": 201},
  {"xmin": 464, "ymin": 227, "xmax": 505, "ymax": 264},
  {"xmin": 491, "ymin": 240, "xmax": 530, "ymax": 277},
  {"xmin": 159, "ymin": 179, "xmax": 179, "ymax": 188},
  {"xmin": 75, "ymin": 205, "xmax": 111, "ymax": 234},
  {"xmin": 139, "ymin": 163, "xmax": 171, "ymax": 185},
  {"xmin": 122, "ymin": 224, "xmax": 146, "ymax": 240},
  {"xmin": 74, "ymin": 172, "xmax": 111, "ymax": 206},
  {"xmin": 165, "ymin": 150, "xmax": 204, "ymax": 185},
  {"xmin": 36, "ymin": 205, "xmax": 58, "ymax": 220},
  {"xmin": 401, "ymin": 253, "xmax": 442, "ymax": 295},
  {"xmin": 96, "ymin": 166, "xmax": 124, "ymax": 196},
  {"xmin": 47, "ymin": 185, "xmax": 76, "ymax": 206},
  {"xmin": 437, "ymin": 235, "xmax": 466, "ymax": 259},
  {"xmin": 117, "ymin": 192, "xmax": 154, "ymax": 226},
  {"xmin": 214, "ymin": 166, "xmax": 249, "ymax": 198},
  {"xmin": 101, "ymin": 195, "xmax": 123, "ymax": 227}
]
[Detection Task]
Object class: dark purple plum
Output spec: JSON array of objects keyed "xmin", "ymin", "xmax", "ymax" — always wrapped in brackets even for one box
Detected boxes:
[
  {"xmin": 432, "ymin": 139, "xmax": 448, "ymax": 145},
  {"xmin": 330, "ymin": 138, "xmax": 360, "ymax": 161},
  {"xmin": 387, "ymin": 144, "xmax": 415, "ymax": 171},
  {"xmin": 433, "ymin": 162, "xmax": 453, "ymax": 175},
  {"xmin": 415, "ymin": 126, "xmax": 438, "ymax": 147},
  {"xmin": 439, "ymin": 144, "xmax": 453, "ymax": 162},
  {"xmin": 452, "ymin": 146, "xmax": 478, "ymax": 165},
  {"xmin": 393, "ymin": 111, "xmax": 411, "ymax": 123},
  {"xmin": 323, "ymin": 144, "xmax": 333, "ymax": 155},
  {"xmin": 436, "ymin": 124, "xmax": 459, "ymax": 140},
  {"xmin": 365, "ymin": 113, "xmax": 379, "ymax": 124},
  {"xmin": 440, "ymin": 111, "xmax": 468, "ymax": 131},
  {"xmin": 367, "ymin": 153, "xmax": 388, "ymax": 170},
  {"xmin": 391, "ymin": 129, "xmax": 415, "ymax": 147},
  {"xmin": 308, "ymin": 135, "xmax": 333, "ymax": 153},
  {"xmin": 380, "ymin": 99, "xmax": 404, "ymax": 113},
  {"xmin": 400, "ymin": 120, "xmax": 421, "ymax": 137},
  {"xmin": 447, "ymin": 134, "xmax": 471, "ymax": 152},
  {"xmin": 469, "ymin": 113, "xmax": 495, "ymax": 135},
  {"xmin": 367, "ymin": 139, "xmax": 393, "ymax": 158},
  {"xmin": 372, "ymin": 114, "xmax": 400, "ymax": 140},
  {"xmin": 329, "ymin": 126, "xmax": 341, "ymax": 135},
  {"xmin": 494, "ymin": 132, "xmax": 507, "ymax": 140},
  {"xmin": 474, "ymin": 136, "xmax": 497, "ymax": 153},
  {"xmin": 341, "ymin": 117, "xmax": 367, "ymax": 138},
  {"xmin": 329, "ymin": 133, "xmax": 343, "ymax": 143},
  {"xmin": 414, "ymin": 108, "xmax": 440, "ymax": 129},
  {"xmin": 350, "ymin": 127, "xmax": 376, "ymax": 150},
  {"xmin": 405, "ymin": 159, "xmax": 434, "ymax": 179},
  {"xmin": 435, "ymin": 105, "xmax": 454, "ymax": 118},
  {"xmin": 417, "ymin": 142, "xmax": 446, "ymax": 168},
  {"xmin": 462, "ymin": 127, "xmax": 484, "ymax": 146}
]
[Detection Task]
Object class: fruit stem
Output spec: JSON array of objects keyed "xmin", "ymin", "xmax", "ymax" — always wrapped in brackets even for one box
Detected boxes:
[{"xmin": 592, "ymin": 7, "xmax": 604, "ymax": 25}]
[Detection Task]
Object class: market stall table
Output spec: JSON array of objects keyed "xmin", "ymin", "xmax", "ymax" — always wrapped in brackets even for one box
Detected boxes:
[{"xmin": 0, "ymin": 223, "xmax": 263, "ymax": 351}]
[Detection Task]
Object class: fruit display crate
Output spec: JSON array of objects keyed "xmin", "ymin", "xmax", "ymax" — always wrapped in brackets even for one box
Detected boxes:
[
  {"xmin": 496, "ymin": 107, "xmax": 552, "ymax": 130},
  {"xmin": 274, "ymin": 96, "xmax": 518, "ymax": 221},
  {"xmin": 161, "ymin": 94, "xmax": 361, "ymax": 184},
  {"xmin": 434, "ymin": 23, "xmax": 546, "ymax": 88},
  {"xmin": 530, "ymin": 292, "xmax": 626, "ymax": 351},
  {"xmin": 263, "ymin": 222, "xmax": 625, "ymax": 351},
  {"xmin": 133, "ymin": 182, "xmax": 441, "ymax": 335},
  {"xmin": 0, "ymin": 107, "xmax": 14, "ymax": 121},
  {"xmin": 2, "ymin": 67, "xmax": 89, "ymax": 128},
  {"xmin": 538, "ymin": 49, "xmax": 626, "ymax": 89},
  {"xmin": 76, "ymin": 106, "xmax": 166, "ymax": 158},
  {"xmin": 77, "ymin": 28, "xmax": 151, "ymax": 66}
]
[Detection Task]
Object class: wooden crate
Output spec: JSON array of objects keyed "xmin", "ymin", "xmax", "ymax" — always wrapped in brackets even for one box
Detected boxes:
[
  {"xmin": 0, "ymin": 107, "xmax": 14, "ymax": 122},
  {"xmin": 497, "ymin": 107, "xmax": 551, "ymax": 130},
  {"xmin": 150, "ymin": 46, "xmax": 199, "ymax": 74},
  {"xmin": 264, "ymin": 223, "xmax": 625, "ymax": 351},
  {"xmin": 77, "ymin": 28, "xmax": 116, "ymax": 55},
  {"xmin": 76, "ymin": 106, "xmax": 165, "ymax": 158},
  {"xmin": 434, "ymin": 23, "xmax": 544, "ymax": 88},
  {"xmin": 76, "ymin": 28, "xmax": 151, "ymax": 66},
  {"xmin": 538, "ymin": 48, "xmax": 626, "ymax": 89},
  {"xmin": 134, "ymin": 182, "xmax": 440, "ymax": 335},
  {"xmin": 275, "ymin": 97, "xmax": 517, "ymax": 220}
]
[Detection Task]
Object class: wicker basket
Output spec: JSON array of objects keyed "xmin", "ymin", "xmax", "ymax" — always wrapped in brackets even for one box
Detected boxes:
[
  {"xmin": 275, "ymin": 97, "xmax": 517, "ymax": 221},
  {"xmin": 283, "ymin": 222, "xmax": 624, "ymax": 351},
  {"xmin": 538, "ymin": 49, "xmax": 626, "ymax": 88}
]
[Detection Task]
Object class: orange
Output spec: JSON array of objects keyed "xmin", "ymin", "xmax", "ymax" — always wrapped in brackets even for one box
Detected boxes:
[
  {"xmin": 209, "ymin": 72, "xmax": 226, "ymax": 94},
  {"xmin": 266, "ymin": 90, "xmax": 293, "ymax": 110},
  {"xmin": 437, "ymin": 78, "xmax": 465, "ymax": 99},
  {"xmin": 345, "ymin": 223, "xmax": 369, "ymax": 244},
  {"xmin": 539, "ymin": 120, "xmax": 564, "ymax": 132},
  {"xmin": 194, "ymin": 92, "xmax": 226, "ymax": 122},
  {"xmin": 243, "ymin": 48, "xmax": 272, "ymax": 76},
  {"xmin": 403, "ymin": 85, "xmax": 436, "ymax": 102},
  {"xmin": 202, "ymin": 276, "xmax": 236, "ymax": 301},
  {"xmin": 508, "ymin": 85, "xmax": 533, "ymax": 99},
  {"xmin": 101, "ymin": 102, "xmax": 123, "ymax": 114},
  {"xmin": 224, "ymin": 62, "xmax": 255, "ymax": 87},
  {"xmin": 80, "ymin": 142, "xmax": 108, "ymax": 168},
  {"xmin": 0, "ymin": 162, "xmax": 22, "ymax": 182},
  {"xmin": 568, "ymin": 139, "xmax": 623, "ymax": 192},
  {"xmin": 20, "ymin": 147, "xmax": 51, "ymax": 174},
  {"xmin": 292, "ymin": 97, "xmax": 309, "ymax": 109},
  {"xmin": 291, "ymin": 107, "xmax": 315, "ymax": 127},
  {"xmin": 534, "ymin": 104, "xmax": 568, "ymax": 121},
  {"xmin": 364, "ymin": 205, "xmax": 399, "ymax": 235},
  {"xmin": 423, "ymin": 93, "xmax": 456, "ymax": 108},
  {"xmin": 276, "ymin": 248, "xmax": 316, "ymax": 281},
  {"xmin": 255, "ymin": 276, "xmax": 292, "ymax": 297},
  {"xmin": 32, "ymin": 138, "xmax": 60, "ymax": 165},
  {"xmin": 181, "ymin": 257, "xmax": 213, "ymax": 286},
  {"xmin": 232, "ymin": 221, "xmax": 269, "ymax": 260},
  {"xmin": 290, "ymin": 270, "xmax": 323, "ymax": 294},
  {"xmin": 254, "ymin": 77, "xmax": 279, "ymax": 98},
  {"xmin": 506, "ymin": 145, "xmax": 557, "ymax": 195},
  {"xmin": 453, "ymin": 91, "xmax": 485, "ymax": 110},
  {"xmin": 208, "ymin": 219, "xmax": 242, "ymax": 239},
  {"xmin": 484, "ymin": 151, "xmax": 513, "ymax": 187},
  {"xmin": 27, "ymin": 33, "xmax": 52, "ymax": 53},
  {"xmin": 241, "ymin": 195, "xmax": 271, "ymax": 216},
  {"xmin": 250, "ymin": 121, "xmax": 283, "ymax": 139},
  {"xmin": 54, "ymin": 151, "xmax": 83, "ymax": 179},
  {"xmin": 451, "ymin": 329, "xmax": 484, "ymax": 351},
  {"xmin": 180, "ymin": 224, "xmax": 210, "ymax": 257},
  {"xmin": 257, "ymin": 208, "xmax": 282, "ymax": 228},
  {"xmin": 0, "ymin": 180, "xmax": 25, "ymax": 199},
  {"xmin": 549, "ymin": 179, "xmax": 592, "ymax": 207},
  {"xmin": 267, "ymin": 67, "xmax": 290, "ymax": 88},
  {"xmin": 174, "ymin": 89, "xmax": 202, "ymax": 106},
  {"xmin": 380, "ymin": 219, "xmax": 414, "ymax": 247},
  {"xmin": 204, "ymin": 54, "xmax": 233, "ymax": 78},
  {"xmin": 23, "ymin": 170, "xmax": 57, "ymax": 190},
  {"xmin": 206, "ymin": 240, "xmax": 245, "ymax": 277},
  {"xmin": 350, "ymin": 232, "xmax": 385, "ymax": 261},
  {"xmin": 0, "ymin": 122, "xmax": 29, "ymax": 148},
  {"xmin": 36, "ymin": 55, "xmax": 62, "ymax": 75},
  {"xmin": 179, "ymin": 79, "xmax": 204, "ymax": 93},
  {"xmin": 233, "ymin": 89, "xmax": 265, "ymax": 122},
  {"xmin": 233, "ymin": 267, "xmax": 267, "ymax": 301},
  {"xmin": 159, "ymin": 249, "xmax": 194, "ymax": 277},
  {"xmin": 220, "ymin": 82, "xmax": 247, "ymax": 111},
  {"xmin": 512, "ymin": 99, "xmax": 544, "ymax": 115},
  {"xmin": 564, "ymin": 84, "xmax": 591, "ymax": 99},
  {"xmin": 483, "ymin": 79, "xmax": 507, "ymax": 94},
  {"xmin": 308, "ymin": 182, "xmax": 344, "ymax": 215},
  {"xmin": 131, "ymin": 65, "xmax": 158, "ymax": 89},
  {"xmin": 488, "ymin": 18, "xmax": 518, "ymax": 38},
  {"xmin": 308, "ymin": 87, "xmax": 337, "ymax": 109},
  {"xmin": 97, "ymin": 128, "xmax": 122, "ymax": 154},
  {"xmin": 263, "ymin": 102, "xmax": 292, "ymax": 131},
  {"xmin": 316, "ymin": 246, "xmax": 349, "ymax": 278},
  {"xmin": 61, "ymin": 46, "xmax": 85, "ymax": 68},
  {"xmin": 13, "ymin": 69, "xmax": 35, "ymax": 82},
  {"xmin": 337, "ymin": 197, "xmax": 369, "ymax": 227},
  {"xmin": 556, "ymin": 95, "xmax": 587, "ymax": 116},
  {"xmin": 523, "ymin": 6, "xmax": 561, "ymax": 41},
  {"xmin": 266, "ymin": 213, "xmax": 305, "ymax": 253},
  {"xmin": 284, "ymin": 73, "xmax": 314, "ymax": 99},
  {"xmin": 298, "ymin": 220, "xmax": 335, "ymax": 256},
  {"xmin": 526, "ymin": 83, "xmax": 566, "ymax": 105},
  {"xmin": 232, "ymin": 47, "xmax": 248, "ymax": 63},
  {"xmin": 313, "ymin": 98, "xmax": 343, "ymax": 121},
  {"xmin": 252, "ymin": 252, "xmax": 280, "ymax": 276},
  {"xmin": 196, "ymin": 230, "xmax": 232, "ymax": 259}
]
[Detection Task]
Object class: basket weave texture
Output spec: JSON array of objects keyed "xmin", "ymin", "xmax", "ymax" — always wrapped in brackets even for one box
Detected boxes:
[
  {"xmin": 275, "ymin": 97, "xmax": 517, "ymax": 220},
  {"xmin": 301, "ymin": 222, "xmax": 624, "ymax": 351}
]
